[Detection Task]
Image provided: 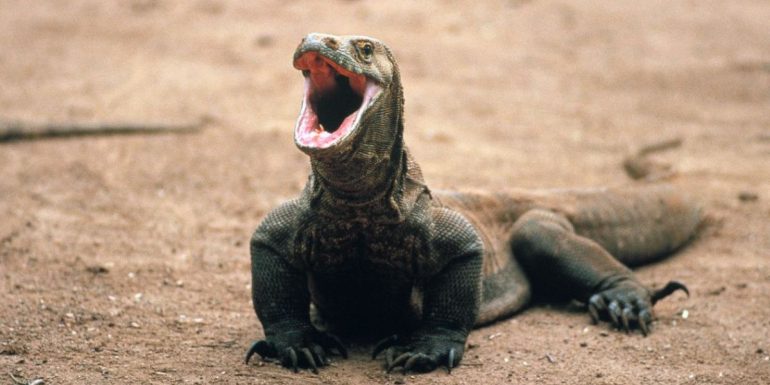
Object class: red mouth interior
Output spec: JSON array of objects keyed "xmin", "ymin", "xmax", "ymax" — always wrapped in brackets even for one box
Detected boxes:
[{"xmin": 293, "ymin": 52, "xmax": 373, "ymax": 149}]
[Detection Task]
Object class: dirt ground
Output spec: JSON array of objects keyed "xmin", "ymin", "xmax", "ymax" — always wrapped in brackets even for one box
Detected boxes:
[{"xmin": 1, "ymin": 1, "xmax": 769, "ymax": 384}]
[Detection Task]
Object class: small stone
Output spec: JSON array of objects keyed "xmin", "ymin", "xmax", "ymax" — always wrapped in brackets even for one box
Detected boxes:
[
  {"xmin": 580, "ymin": 342, "xmax": 588, "ymax": 348},
  {"xmin": 129, "ymin": 322, "xmax": 141, "ymax": 329},
  {"xmin": 86, "ymin": 265, "xmax": 109, "ymax": 274},
  {"xmin": 738, "ymin": 191, "xmax": 759, "ymax": 202},
  {"xmin": 255, "ymin": 34, "xmax": 275, "ymax": 48},
  {"xmin": 707, "ymin": 286, "xmax": 726, "ymax": 296},
  {"xmin": 487, "ymin": 332, "xmax": 503, "ymax": 340}
]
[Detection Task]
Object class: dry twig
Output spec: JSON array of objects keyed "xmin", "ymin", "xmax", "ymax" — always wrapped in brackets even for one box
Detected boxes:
[{"xmin": 0, "ymin": 117, "xmax": 208, "ymax": 142}]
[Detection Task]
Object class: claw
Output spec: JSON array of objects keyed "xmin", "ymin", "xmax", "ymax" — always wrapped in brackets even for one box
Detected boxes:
[
  {"xmin": 447, "ymin": 348, "xmax": 456, "ymax": 374},
  {"xmin": 286, "ymin": 347, "xmax": 299, "ymax": 373},
  {"xmin": 312, "ymin": 345, "xmax": 329, "ymax": 366},
  {"xmin": 372, "ymin": 334, "xmax": 398, "ymax": 359},
  {"xmin": 325, "ymin": 333, "xmax": 348, "ymax": 359},
  {"xmin": 621, "ymin": 307, "xmax": 632, "ymax": 333},
  {"xmin": 386, "ymin": 348, "xmax": 395, "ymax": 369},
  {"xmin": 651, "ymin": 281, "xmax": 689, "ymax": 304},
  {"xmin": 388, "ymin": 352, "xmax": 411, "ymax": 373},
  {"xmin": 608, "ymin": 301, "xmax": 621, "ymax": 327},
  {"xmin": 301, "ymin": 348, "xmax": 318, "ymax": 374},
  {"xmin": 588, "ymin": 303, "xmax": 600, "ymax": 324},
  {"xmin": 588, "ymin": 295, "xmax": 606, "ymax": 324},
  {"xmin": 245, "ymin": 340, "xmax": 273, "ymax": 364},
  {"xmin": 403, "ymin": 353, "xmax": 423, "ymax": 374},
  {"xmin": 639, "ymin": 309, "xmax": 653, "ymax": 336}
]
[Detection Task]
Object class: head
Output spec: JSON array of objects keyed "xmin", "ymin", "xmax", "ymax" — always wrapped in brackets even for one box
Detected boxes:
[{"xmin": 292, "ymin": 33, "xmax": 403, "ymax": 158}]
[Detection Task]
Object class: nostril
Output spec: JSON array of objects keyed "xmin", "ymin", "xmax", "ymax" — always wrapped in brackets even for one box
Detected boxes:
[{"xmin": 323, "ymin": 37, "xmax": 339, "ymax": 50}]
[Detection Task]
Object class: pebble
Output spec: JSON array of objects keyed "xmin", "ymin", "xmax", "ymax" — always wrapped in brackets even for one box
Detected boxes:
[
  {"xmin": 738, "ymin": 191, "xmax": 759, "ymax": 202},
  {"xmin": 487, "ymin": 332, "xmax": 503, "ymax": 340}
]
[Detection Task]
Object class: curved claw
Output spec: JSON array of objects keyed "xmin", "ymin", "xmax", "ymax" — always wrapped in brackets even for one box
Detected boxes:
[
  {"xmin": 639, "ymin": 309, "xmax": 653, "ymax": 336},
  {"xmin": 323, "ymin": 333, "xmax": 348, "ymax": 359},
  {"xmin": 385, "ymin": 347, "xmax": 396, "ymax": 369},
  {"xmin": 301, "ymin": 348, "xmax": 318, "ymax": 374},
  {"xmin": 372, "ymin": 334, "xmax": 399, "ymax": 359},
  {"xmin": 403, "ymin": 353, "xmax": 428, "ymax": 374},
  {"xmin": 588, "ymin": 295, "xmax": 607, "ymax": 324},
  {"xmin": 621, "ymin": 307, "xmax": 633, "ymax": 333},
  {"xmin": 651, "ymin": 281, "xmax": 689, "ymax": 304},
  {"xmin": 608, "ymin": 300, "xmax": 622, "ymax": 327},
  {"xmin": 245, "ymin": 340, "xmax": 274, "ymax": 364},
  {"xmin": 312, "ymin": 345, "xmax": 329, "ymax": 365},
  {"xmin": 285, "ymin": 347, "xmax": 299, "ymax": 373},
  {"xmin": 447, "ymin": 348, "xmax": 456, "ymax": 374},
  {"xmin": 388, "ymin": 352, "xmax": 411, "ymax": 373}
]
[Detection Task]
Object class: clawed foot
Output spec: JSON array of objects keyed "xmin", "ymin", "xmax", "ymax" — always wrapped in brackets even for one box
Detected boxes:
[
  {"xmin": 245, "ymin": 329, "xmax": 347, "ymax": 373},
  {"xmin": 588, "ymin": 280, "xmax": 689, "ymax": 336},
  {"xmin": 371, "ymin": 329, "xmax": 465, "ymax": 374}
]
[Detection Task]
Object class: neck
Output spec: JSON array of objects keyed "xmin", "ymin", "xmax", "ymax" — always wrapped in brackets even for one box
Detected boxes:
[
  {"xmin": 310, "ymin": 131, "xmax": 405, "ymax": 202},
  {"xmin": 307, "ymin": 144, "xmax": 428, "ymax": 224}
]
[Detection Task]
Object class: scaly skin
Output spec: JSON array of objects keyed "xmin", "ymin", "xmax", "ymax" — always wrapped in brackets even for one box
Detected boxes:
[{"xmin": 245, "ymin": 33, "xmax": 701, "ymax": 374}]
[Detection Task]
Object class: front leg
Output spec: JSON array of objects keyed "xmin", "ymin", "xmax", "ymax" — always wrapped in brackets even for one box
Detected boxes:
[
  {"xmin": 511, "ymin": 209, "xmax": 687, "ymax": 334},
  {"xmin": 246, "ymin": 205, "xmax": 346, "ymax": 373},
  {"xmin": 373, "ymin": 208, "xmax": 483, "ymax": 374}
]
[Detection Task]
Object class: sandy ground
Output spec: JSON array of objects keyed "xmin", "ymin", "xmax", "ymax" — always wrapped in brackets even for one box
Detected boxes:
[{"xmin": 1, "ymin": 1, "xmax": 769, "ymax": 384}]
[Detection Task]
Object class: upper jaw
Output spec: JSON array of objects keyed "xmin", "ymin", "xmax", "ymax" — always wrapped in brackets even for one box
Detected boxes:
[{"xmin": 292, "ymin": 38, "xmax": 384, "ymax": 153}]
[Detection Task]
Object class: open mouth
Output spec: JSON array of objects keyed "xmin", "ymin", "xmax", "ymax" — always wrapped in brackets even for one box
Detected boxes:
[{"xmin": 294, "ymin": 52, "xmax": 382, "ymax": 149}]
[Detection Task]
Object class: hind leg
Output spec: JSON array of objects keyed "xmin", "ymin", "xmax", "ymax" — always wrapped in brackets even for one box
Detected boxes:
[{"xmin": 510, "ymin": 209, "xmax": 684, "ymax": 335}]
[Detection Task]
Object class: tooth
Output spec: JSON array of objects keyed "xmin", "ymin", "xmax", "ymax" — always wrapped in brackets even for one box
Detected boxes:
[{"xmin": 318, "ymin": 123, "xmax": 325, "ymax": 132}]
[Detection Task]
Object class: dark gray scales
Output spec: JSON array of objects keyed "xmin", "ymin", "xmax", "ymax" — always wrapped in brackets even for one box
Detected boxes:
[{"xmin": 245, "ymin": 33, "xmax": 700, "ymax": 374}]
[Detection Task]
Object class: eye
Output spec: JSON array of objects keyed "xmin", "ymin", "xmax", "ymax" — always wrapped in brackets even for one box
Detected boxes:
[{"xmin": 357, "ymin": 41, "xmax": 374, "ymax": 60}]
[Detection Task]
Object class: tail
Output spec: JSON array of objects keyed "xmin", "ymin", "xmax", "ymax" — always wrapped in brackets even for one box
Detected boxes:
[{"xmin": 564, "ymin": 185, "xmax": 703, "ymax": 267}]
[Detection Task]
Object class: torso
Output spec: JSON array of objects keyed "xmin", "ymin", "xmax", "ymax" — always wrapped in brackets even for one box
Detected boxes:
[{"xmin": 292, "ymin": 206, "xmax": 434, "ymax": 337}]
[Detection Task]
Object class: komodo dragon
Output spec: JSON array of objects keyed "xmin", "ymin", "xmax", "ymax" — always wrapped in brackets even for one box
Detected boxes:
[{"xmin": 245, "ymin": 33, "xmax": 700, "ymax": 374}]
